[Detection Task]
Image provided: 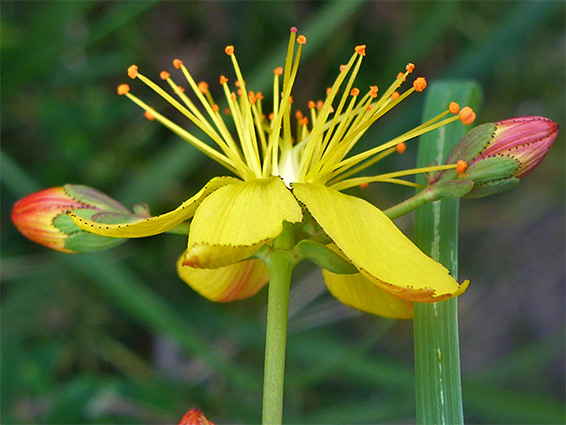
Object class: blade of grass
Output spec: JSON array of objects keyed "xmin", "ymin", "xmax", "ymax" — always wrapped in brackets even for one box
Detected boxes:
[{"xmin": 413, "ymin": 80, "xmax": 483, "ymax": 425}]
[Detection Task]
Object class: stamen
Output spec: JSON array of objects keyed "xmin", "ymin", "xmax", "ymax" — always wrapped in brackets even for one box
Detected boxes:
[
  {"xmin": 145, "ymin": 109, "xmax": 155, "ymax": 120},
  {"xmin": 340, "ymin": 64, "xmax": 347, "ymax": 72},
  {"xmin": 397, "ymin": 72, "xmax": 406, "ymax": 81},
  {"xmin": 173, "ymin": 59, "xmax": 183, "ymax": 69},
  {"xmin": 160, "ymin": 71, "xmax": 170, "ymax": 80},
  {"xmin": 297, "ymin": 35, "xmax": 307, "ymax": 45},
  {"xmin": 197, "ymin": 81, "xmax": 209, "ymax": 93},
  {"xmin": 273, "ymin": 67, "xmax": 283, "ymax": 76},
  {"xmin": 308, "ymin": 100, "xmax": 316, "ymax": 109},
  {"xmin": 350, "ymin": 88, "xmax": 360, "ymax": 96},
  {"xmin": 354, "ymin": 45, "xmax": 366, "ymax": 56},
  {"xmin": 290, "ymin": 26, "xmax": 298, "ymax": 33},
  {"xmin": 127, "ymin": 65, "xmax": 138, "ymax": 79},
  {"xmin": 458, "ymin": 106, "xmax": 476, "ymax": 125},
  {"xmin": 225, "ymin": 45, "xmax": 235, "ymax": 56},
  {"xmin": 406, "ymin": 63, "xmax": 415, "ymax": 73},
  {"xmin": 396, "ymin": 142, "xmax": 407, "ymax": 154},
  {"xmin": 457, "ymin": 160, "xmax": 468, "ymax": 174},
  {"xmin": 449, "ymin": 102, "xmax": 460, "ymax": 114},
  {"xmin": 359, "ymin": 182, "xmax": 369, "ymax": 189},
  {"xmin": 220, "ymin": 75, "xmax": 228, "ymax": 85},
  {"xmin": 413, "ymin": 77, "xmax": 427, "ymax": 92},
  {"xmin": 391, "ymin": 91, "xmax": 400, "ymax": 100},
  {"xmin": 117, "ymin": 84, "xmax": 130, "ymax": 95}
]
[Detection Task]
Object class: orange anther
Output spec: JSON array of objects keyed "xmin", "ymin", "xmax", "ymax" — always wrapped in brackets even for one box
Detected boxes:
[
  {"xmin": 326, "ymin": 87, "xmax": 332, "ymax": 96},
  {"xmin": 197, "ymin": 81, "xmax": 209, "ymax": 93},
  {"xmin": 397, "ymin": 72, "xmax": 405, "ymax": 81},
  {"xmin": 289, "ymin": 96, "xmax": 293, "ymax": 104},
  {"xmin": 212, "ymin": 104, "xmax": 219, "ymax": 112},
  {"xmin": 235, "ymin": 80, "xmax": 241, "ymax": 88},
  {"xmin": 256, "ymin": 92, "xmax": 264, "ymax": 100},
  {"xmin": 290, "ymin": 26, "xmax": 298, "ymax": 33},
  {"xmin": 177, "ymin": 86, "xmax": 185, "ymax": 93},
  {"xmin": 160, "ymin": 71, "xmax": 170, "ymax": 80},
  {"xmin": 316, "ymin": 100, "xmax": 324, "ymax": 110},
  {"xmin": 225, "ymin": 45, "xmax": 234, "ymax": 56},
  {"xmin": 359, "ymin": 182, "xmax": 369, "ymax": 189},
  {"xmin": 127, "ymin": 65, "xmax": 138, "ymax": 79},
  {"xmin": 173, "ymin": 59, "xmax": 183, "ymax": 69},
  {"xmin": 295, "ymin": 110, "xmax": 304, "ymax": 120},
  {"xmin": 458, "ymin": 106, "xmax": 476, "ymax": 125},
  {"xmin": 391, "ymin": 91, "xmax": 400, "ymax": 100},
  {"xmin": 248, "ymin": 91, "xmax": 256, "ymax": 104},
  {"xmin": 449, "ymin": 102, "xmax": 460, "ymax": 114},
  {"xmin": 413, "ymin": 77, "xmax": 427, "ymax": 92},
  {"xmin": 144, "ymin": 109, "xmax": 155, "ymax": 121},
  {"xmin": 117, "ymin": 84, "xmax": 130, "ymax": 95},
  {"xmin": 299, "ymin": 117, "xmax": 309, "ymax": 126},
  {"xmin": 219, "ymin": 75, "xmax": 228, "ymax": 85},
  {"xmin": 237, "ymin": 88, "xmax": 243, "ymax": 96},
  {"xmin": 268, "ymin": 112, "xmax": 275, "ymax": 120},
  {"xmin": 370, "ymin": 85, "xmax": 378, "ymax": 93},
  {"xmin": 329, "ymin": 105, "xmax": 335, "ymax": 113},
  {"xmin": 396, "ymin": 142, "xmax": 407, "ymax": 154},
  {"xmin": 456, "ymin": 160, "xmax": 468, "ymax": 174},
  {"xmin": 297, "ymin": 35, "xmax": 306, "ymax": 45},
  {"xmin": 308, "ymin": 100, "xmax": 316, "ymax": 109},
  {"xmin": 230, "ymin": 92, "xmax": 236, "ymax": 99},
  {"xmin": 406, "ymin": 63, "xmax": 415, "ymax": 73},
  {"xmin": 273, "ymin": 67, "xmax": 283, "ymax": 76},
  {"xmin": 350, "ymin": 88, "xmax": 360, "ymax": 96},
  {"xmin": 340, "ymin": 64, "xmax": 347, "ymax": 72},
  {"xmin": 355, "ymin": 45, "xmax": 366, "ymax": 56},
  {"xmin": 369, "ymin": 85, "xmax": 378, "ymax": 98},
  {"xmin": 224, "ymin": 108, "xmax": 231, "ymax": 115}
]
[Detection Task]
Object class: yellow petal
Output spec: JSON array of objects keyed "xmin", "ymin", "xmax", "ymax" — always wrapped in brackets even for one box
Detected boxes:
[
  {"xmin": 68, "ymin": 177, "xmax": 239, "ymax": 238},
  {"xmin": 177, "ymin": 253, "xmax": 269, "ymax": 302},
  {"xmin": 323, "ymin": 270, "xmax": 413, "ymax": 319},
  {"xmin": 186, "ymin": 177, "xmax": 303, "ymax": 268},
  {"xmin": 292, "ymin": 183, "xmax": 468, "ymax": 302}
]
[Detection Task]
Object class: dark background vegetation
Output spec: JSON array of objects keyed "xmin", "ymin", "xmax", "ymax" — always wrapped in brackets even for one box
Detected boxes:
[{"xmin": 1, "ymin": 1, "xmax": 564, "ymax": 424}]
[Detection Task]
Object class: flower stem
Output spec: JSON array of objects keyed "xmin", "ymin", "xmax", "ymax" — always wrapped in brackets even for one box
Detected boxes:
[
  {"xmin": 413, "ymin": 81, "xmax": 482, "ymax": 425},
  {"xmin": 261, "ymin": 222, "xmax": 296, "ymax": 425}
]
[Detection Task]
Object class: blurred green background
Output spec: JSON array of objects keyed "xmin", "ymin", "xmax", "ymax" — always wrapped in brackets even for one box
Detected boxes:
[{"xmin": 1, "ymin": 1, "xmax": 564, "ymax": 423}]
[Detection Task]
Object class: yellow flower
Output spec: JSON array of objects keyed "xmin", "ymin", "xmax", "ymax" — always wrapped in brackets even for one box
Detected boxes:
[{"xmin": 70, "ymin": 27, "xmax": 474, "ymax": 318}]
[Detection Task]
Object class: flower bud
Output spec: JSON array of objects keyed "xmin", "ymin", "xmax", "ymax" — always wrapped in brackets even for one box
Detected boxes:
[
  {"xmin": 11, "ymin": 185, "xmax": 149, "ymax": 253},
  {"xmin": 178, "ymin": 408, "xmax": 215, "ymax": 425},
  {"xmin": 438, "ymin": 117, "xmax": 558, "ymax": 198}
]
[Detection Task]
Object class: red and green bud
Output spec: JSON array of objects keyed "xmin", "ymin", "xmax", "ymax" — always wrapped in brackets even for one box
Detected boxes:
[
  {"xmin": 437, "ymin": 117, "xmax": 558, "ymax": 198},
  {"xmin": 11, "ymin": 185, "xmax": 149, "ymax": 253}
]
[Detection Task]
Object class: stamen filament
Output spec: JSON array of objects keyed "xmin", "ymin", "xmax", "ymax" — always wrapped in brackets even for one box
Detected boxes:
[{"xmin": 330, "ymin": 164, "xmax": 458, "ymax": 191}]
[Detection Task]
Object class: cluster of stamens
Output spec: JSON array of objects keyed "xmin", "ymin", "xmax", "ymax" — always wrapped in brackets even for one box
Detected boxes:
[{"xmin": 116, "ymin": 27, "xmax": 474, "ymax": 189}]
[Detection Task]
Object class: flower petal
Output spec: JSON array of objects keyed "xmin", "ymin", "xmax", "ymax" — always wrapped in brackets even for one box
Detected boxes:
[
  {"xmin": 68, "ymin": 177, "xmax": 239, "ymax": 238},
  {"xmin": 293, "ymin": 183, "xmax": 468, "ymax": 302},
  {"xmin": 323, "ymin": 270, "xmax": 413, "ymax": 319},
  {"xmin": 186, "ymin": 177, "xmax": 303, "ymax": 268},
  {"xmin": 177, "ymin": 253, "xmax": 269, "ymax": 302}
]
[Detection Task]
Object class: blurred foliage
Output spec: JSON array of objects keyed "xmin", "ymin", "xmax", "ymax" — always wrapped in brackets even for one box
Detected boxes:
[{"xmin": 1, "ymin": 1, "xmax": 564, "ymax": 424}]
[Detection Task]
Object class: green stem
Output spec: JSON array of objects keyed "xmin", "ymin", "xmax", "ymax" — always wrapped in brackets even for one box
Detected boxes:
[
  {"xmin": 261, "ymin": 222, "xmax": 296, "ymax": 425},
  {"xmin": 413, "ymin": 81, "xmax": 482, "ymax": 425}
]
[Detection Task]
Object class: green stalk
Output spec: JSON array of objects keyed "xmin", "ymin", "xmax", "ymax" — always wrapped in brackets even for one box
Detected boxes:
[
  {"xmin": 261, "ymin": 222, "xmax": 296, "ymax": 425},
  {"xmin": 413, "ymin": 81, "xmax": 482, "ymax": 425}
]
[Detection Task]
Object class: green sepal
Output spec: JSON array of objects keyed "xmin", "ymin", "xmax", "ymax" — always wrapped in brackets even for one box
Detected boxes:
[
  {"xmin": 429, "ymin": 180, "xmax": 474, "ymax": 200},
  {"xmin": 293, "ymin": 239, "xmax": 358, "ymax": 274},
  {"xmin": 445, "ymin": 123, "xmax": 496, "ymax": 165},
  {"xmin": 466, "ymin": 176, "xmax": 520, "ymax": 198},
  {"xmin": 465, "ymin": 156, "xmax": 519, "ymax": 185}
]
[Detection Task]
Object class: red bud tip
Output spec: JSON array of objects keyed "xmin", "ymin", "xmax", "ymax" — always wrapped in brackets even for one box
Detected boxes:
[
  {"xmin": 177, "ymin": 408, "xmax": 215, "ymax": 425},
  {"xmin": 355, "ymin": 45, "xmax": 366, "ymax": 56},
  {"xmin": 456, "ymin": 160, "xmax": 468, "ymax": 174},
  {"xmin": 127, "ymin": 65, "xmax": 138, "ymax": 79},
  {"xmin": 225, "ymin": 45, "xmax": 234, "ymax": 56},
  {"xmin": 173, "ymin": 59, "xmax": 183, "ymax": 69},
  {"xmin": 458, "ymin": 107, "xmax": 476, "ymax": 125},
  {"xmin": 449, "ymin": 102, "xmax": 460, "ymax": 114},
  {"xmin": 413, "ymin": 77, "xmax": 427, "ymax": 92},
  {"xmin": 117, "ymin": 84, "xmax": 130, "ymax": 95}
]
